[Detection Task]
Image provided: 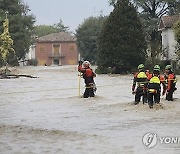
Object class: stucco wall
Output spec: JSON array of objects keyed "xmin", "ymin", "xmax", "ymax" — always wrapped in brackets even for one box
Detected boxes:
[{"xmin": 161, "ymin": 28, "xmax": 177, "ymax": 60}]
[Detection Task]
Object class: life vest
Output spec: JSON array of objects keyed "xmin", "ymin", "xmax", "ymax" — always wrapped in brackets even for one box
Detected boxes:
[
  {"xmin": 148, "ymin": 75, "xmax": 161, "ymax": 93},
  {"xmin": 136, "ymin": 72, "xmax": 147, "ymax": 87},
  {"xmin": 83, "ymin": 68, "xmax": 95, "ymax": 85},
  {"xmin": 137, "ymin": 72, "xmax": 147, "ymax": 79},
  {"xmin": 78, "ymin": 65, "xmax": 96, "ymax": 85},
  {"xmin": 149, "ymin": 76, "xmax": 160, "ymax": 84}
]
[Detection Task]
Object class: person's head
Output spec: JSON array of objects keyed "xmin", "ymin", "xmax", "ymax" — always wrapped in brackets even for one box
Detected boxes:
[
  {"xmin": 153, "ymin": 65, "xmax": 160, "ymax": 75},
  {"xmin": 83, "ymin": 61, "xmax": 90, "ymax": 68},
  {"xmin": 165, "ymin": 65, "xmax": 172, "ymax": 73},
  {"xmin": 138, "ymin": 64, "xmax": 144, "ymax": 71}
]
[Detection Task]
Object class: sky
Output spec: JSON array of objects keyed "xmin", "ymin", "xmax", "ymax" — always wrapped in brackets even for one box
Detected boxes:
[{"xmin": 23, "ymin": 0, "xmax": 113, "ymax": 32}]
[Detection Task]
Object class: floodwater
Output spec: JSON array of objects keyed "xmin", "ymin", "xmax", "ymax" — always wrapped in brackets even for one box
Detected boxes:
[{"xmin": 0, "ymin": 66, "xmax": 180, "ymax": 154}]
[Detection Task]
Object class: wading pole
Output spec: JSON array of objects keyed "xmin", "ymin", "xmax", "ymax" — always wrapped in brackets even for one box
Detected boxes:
[{"xmin": 78, "ymin": 72, "xmax": 81, "ymax": 96}]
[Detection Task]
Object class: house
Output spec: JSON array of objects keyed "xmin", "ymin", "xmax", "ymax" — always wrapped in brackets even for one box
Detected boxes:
[
  {"xmin": 158, "ymin": 15, "xmax": 180, "ymax": 61},
  {"xmin": 35, "ymin": 32, "xmax": 79, "ymax": 66}
]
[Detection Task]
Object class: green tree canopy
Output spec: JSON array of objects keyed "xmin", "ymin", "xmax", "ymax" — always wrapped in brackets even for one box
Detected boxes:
[
  {"xmin": 76, "ymin": 16, "xmax": 107, "ymax": 64},
  {"xmin": 174, "ymin": 20, "xmax": 180, "ymax": 59},
  {"xmin": 0, "ymin": 18, "xmax": 15, "ymax": 66},
  {"xmin": 135, "ymin": 0, "xmax": 180, "ymax": 66},
  {"xmin": 53, "ymin": 19, "xmax": 70, "ymax": 33},
  {"xmin": 174, "ymin": 20, "xmax": 180, "ymax": 44},
  {"xmin": 32, "ymin": 25, "xmax": 57, "ymax": 38},
  {"xmin": 0, "ymin": 0, "xmax": 35, "ymax": 65},
  {"xmin": 97, "ymin": 0, "xmax": 146, "ymax": 73},
  {"xmin": 108, "ymin": 1, "xmax": 180, "ymax": 65},
  {"xmin": 33, "ymin": 19, "xmax": 70, "ymax": 37}
]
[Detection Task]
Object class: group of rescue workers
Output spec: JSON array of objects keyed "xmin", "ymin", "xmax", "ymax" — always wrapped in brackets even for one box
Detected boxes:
[
  {"xmin": 132, "ymin": 64, "xmax": 177, "ymax": 108},
  {"xmin": 78, "ymin": 60, "xmax": 177, "ymax": 109}
]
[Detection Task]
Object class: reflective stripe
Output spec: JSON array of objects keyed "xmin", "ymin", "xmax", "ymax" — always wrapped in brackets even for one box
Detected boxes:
[
  {"xmin": 174, "ymin": 78, "xmax": 177, "ymax": 83},
  {"xmin": 167, "ymin": 78, "xmax": 177, "ymax": 82},
  {"xmin": 137, "ymin": 82, "xmax": 147, "ymax": 87},
  {"xmin": 148, "ymin": 89, "xmax": 157, "ymax": 93}
]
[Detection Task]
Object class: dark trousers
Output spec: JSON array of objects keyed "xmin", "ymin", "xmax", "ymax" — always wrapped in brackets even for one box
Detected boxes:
[
  {"xmin": 135, "ymin": 87, "xmax": 147, "ymax": 103},
  {"xmin": 166, "ymin": 89, "xmax": 174, "ymax": 101},
  {"xmin": 148, "ymin": 92, "xmax": 160, "ymax": 106},
  {"xmin": 83, "ymin": 88, "xmax": 94, "ymax": 98}
]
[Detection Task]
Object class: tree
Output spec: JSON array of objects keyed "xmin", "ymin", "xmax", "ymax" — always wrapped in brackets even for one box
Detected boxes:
[
  {"xmin": 33, "ymin": 25, "xmax": 57, "ymax": 37},
  {"xmin": 0, "ymin": 0, "xmax": 35, "ymax": 65},
  {"xmin": 53, "ymin": 19, "xmax": 70, "ymax": 33},
  {"xmin": 33, "ymin": 19, "xmax": 70, "ymax": 37},
  {"xmin": 76, "ymin": 16, "xmax": 107, "ymax": 64},
  {"xmin": 97, "ymin": 0, "xmax": 146, "ymax": 73},
  {"xmin": 174, "ymin": 20, "xmax": 180, "ymax": 44},
  {"xmin": 109, "ymin": 0, "xmax": 180, "ymax": 15},
  {"xmin": 108, "ymin": 0, "xmax": 180, "ymax": 66},
  {"xmin": 135, "ymin": 0, "xmax": 180, "ymax": 65},
  {"xmin": 0, "ymin": 18, "xmax": 15, "ymax": 73},
  {"xmin": 173, "ymin": 20, "xmax": 180, "ymax": 59}
]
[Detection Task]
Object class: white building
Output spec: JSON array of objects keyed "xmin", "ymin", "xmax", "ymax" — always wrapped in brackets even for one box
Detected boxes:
[
  {"xmin": 19, "ymin": 45, "xmax": 36, "ymax": 66},
  {"xmin": 26, "ymin": 45, "xmax": 36, "ymax": 60},
  {"xmin": 158, "ymin": 15, "xmax": 180, "ymax": 61}
]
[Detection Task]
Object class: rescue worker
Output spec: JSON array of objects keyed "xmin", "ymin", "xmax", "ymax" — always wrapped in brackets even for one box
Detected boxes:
[
  {"xmin": 78, "ymin": 60, "xmax": 96, "ymax": 98},
  {"xmin": 132, "ymin": 64, "xmax": 148, "ymax": 105},
  {"xmin": 164, "ymin": 65, "xmax": 177, "ymax": 101},
  {"xmin": 147, "ymin": 65, "xmax": 166, "ymax": 109}
]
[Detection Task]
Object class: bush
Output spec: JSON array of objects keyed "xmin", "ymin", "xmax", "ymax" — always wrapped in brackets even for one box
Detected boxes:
[
  {"xmin": 95, "ymin": 67, "xmax": 109, "ymax": 74},
  {"xmin": 27, "ymin": 59, "xmax": 38, "ymax": 66}
]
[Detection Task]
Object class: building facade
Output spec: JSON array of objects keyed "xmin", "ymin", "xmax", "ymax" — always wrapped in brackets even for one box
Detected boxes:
[
  {"xmin": 158, "ymin": 15, "xmax": 180, "ymax": 61},
  {"xmin": 35, "ymin": 32, "xmax": 79, "ymax": 66}
]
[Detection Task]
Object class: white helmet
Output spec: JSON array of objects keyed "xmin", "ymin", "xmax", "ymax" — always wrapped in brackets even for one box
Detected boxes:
[{"xmin": 83, "ymin": 61, "xmax": 90, "ymax": 68}]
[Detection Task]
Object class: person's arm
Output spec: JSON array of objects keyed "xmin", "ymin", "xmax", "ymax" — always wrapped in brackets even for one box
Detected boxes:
[{"xmin": 78, "ymin": 61, "xmax": 86, "ymax": 73}]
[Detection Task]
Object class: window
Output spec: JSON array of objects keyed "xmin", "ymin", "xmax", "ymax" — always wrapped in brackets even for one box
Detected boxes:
[
  {"xmin": 40, "ymin": 45, "xmax": 44, "ymax": 52},
  {"xmin": 53, "ymin": 44, "xmax": 60, "ymax": 55},
  {"xmin": 69, "ymin": 45, "xmax": 75, "ymax": 51}
]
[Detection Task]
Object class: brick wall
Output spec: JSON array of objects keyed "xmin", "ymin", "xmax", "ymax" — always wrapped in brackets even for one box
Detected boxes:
[{"xmin": 35, "ymin": 42, "xmax": 79, "ymax": 66}]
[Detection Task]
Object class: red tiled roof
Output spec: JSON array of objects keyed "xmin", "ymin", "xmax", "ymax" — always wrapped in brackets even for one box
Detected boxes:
[
  {"xmin": 159, "ymin": 15, "xmax": 180, "ymax": 30},
  {"xmin": 37, "ymin": 32, "xmax": 76, "ymax": 42}
]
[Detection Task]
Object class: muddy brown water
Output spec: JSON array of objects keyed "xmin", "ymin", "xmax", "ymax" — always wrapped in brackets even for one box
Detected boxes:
[{"xmin": 0, "ymin": 66, "xmax": 180, "ymax": 154}]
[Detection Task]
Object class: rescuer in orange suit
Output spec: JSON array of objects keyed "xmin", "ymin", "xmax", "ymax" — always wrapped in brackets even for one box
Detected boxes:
[
  {"xmin": 164, "ymin": 65, "xmax": 177, "ymax": 101},
  {"xmin": 78, "ymin": 60, "xmax": 96, "ymax": 98}
]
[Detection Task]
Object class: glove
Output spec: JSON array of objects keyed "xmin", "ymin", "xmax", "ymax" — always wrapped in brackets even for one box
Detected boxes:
[{"xmin": 78, "ymin": 60, "xmax": 83, "ymax": 66}]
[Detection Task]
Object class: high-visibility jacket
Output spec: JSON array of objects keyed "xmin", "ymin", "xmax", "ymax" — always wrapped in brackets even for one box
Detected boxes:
[
  {"xmin": 147, "ymin": 74, "xmax": 165, "ymax": 84},
  {"xmin": 149, "ymin": 76, "xmax": 160, "ymax": 84},
  {"xmin": 132, "ymin": 71, "xmax": 147, "ymax": 90},
  {"xmin": 147, "ymin": 74, "xmax": 166, "ymax": 93}
]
